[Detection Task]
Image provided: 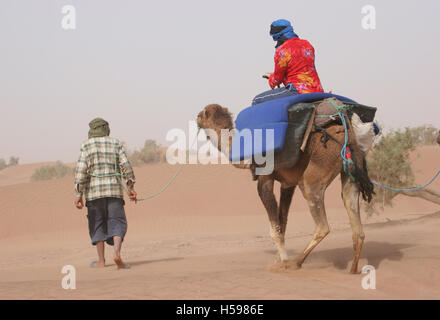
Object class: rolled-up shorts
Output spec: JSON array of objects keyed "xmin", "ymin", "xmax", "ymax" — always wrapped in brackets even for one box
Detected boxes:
[
  {"xmin": 85, "ymin": 197, "xmax": 127, "ymax": 246},
  {"xmin": 252, "ymin": 84, "xmax": 299, "ymax": 105}
]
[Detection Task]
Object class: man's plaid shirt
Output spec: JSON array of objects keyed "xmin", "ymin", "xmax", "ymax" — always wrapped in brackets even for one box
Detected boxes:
[{"xmin": 74, "ymin": 136, "xmax": 135, "ymax": 201}]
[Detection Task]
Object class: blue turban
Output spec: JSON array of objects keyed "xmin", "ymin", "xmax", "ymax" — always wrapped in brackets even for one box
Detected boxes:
[{"xmin": 270, "ymin": 19, "xmax": 298, "ymax": 48}]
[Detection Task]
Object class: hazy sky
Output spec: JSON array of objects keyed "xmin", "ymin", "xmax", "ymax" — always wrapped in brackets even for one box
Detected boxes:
[{"xmin": 1, "ymin": 0, "xmax": 439, "ymax": 163}]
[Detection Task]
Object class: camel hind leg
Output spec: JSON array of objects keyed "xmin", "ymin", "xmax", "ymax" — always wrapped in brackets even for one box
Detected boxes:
[
  {"xmin": 293, "ymin": 148, "xmax": 341, "ymax": 268},
  {"xmin": 294, "ymin": 181, "xmax": 330, "ymax": 268},
  {"xmin": 257, "ymin": 176, "xmax": 292, "ymax": 261},
  {"xmin": 341, "ymin": 172, "xmax": 365, "ymax": 274}
]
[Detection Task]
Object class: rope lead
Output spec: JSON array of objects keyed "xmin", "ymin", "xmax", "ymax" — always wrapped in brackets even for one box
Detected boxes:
[{"xmin": 90, "ymin": 130, "xmax": 200, "ymax": 202}]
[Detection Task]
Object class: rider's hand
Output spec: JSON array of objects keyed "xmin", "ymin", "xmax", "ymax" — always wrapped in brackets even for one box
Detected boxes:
[
  {"xmin": 74, "ymin": 196, "xmax": 84, "ymax": 209},
  {"xmin": 263, "ymin": 73, "xmax": 271, "ymax": 79},
  {"xmin": 129, "ymin": 190, "xmax": 137, "ymax": 203}
]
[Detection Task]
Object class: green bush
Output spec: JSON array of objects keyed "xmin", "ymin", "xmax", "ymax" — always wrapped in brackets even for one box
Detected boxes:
[
  {"xmin": 31, "ymin": 161, "xmax": 74, "ymax": 181},
  {"xmin": 0, "ymin": 159, "xmax": 7, "ymax": 171},
  {"xmin": 365, "ymin": 126, "xmax": 425, "ymax": 214},
  {"xmin": 128, "ymin": 139, "xmax": 166, "ymax": 166},
  {"xmin": 407, "ymin": 125, "xmax": 438, "ymax": 146},
  {"xmin": 8, "ymin": 156, "xmax": 19, "ymax": 166},
  {"xmin": 0, "ymin": 156, "xmax": 20, "ymax": 171}
]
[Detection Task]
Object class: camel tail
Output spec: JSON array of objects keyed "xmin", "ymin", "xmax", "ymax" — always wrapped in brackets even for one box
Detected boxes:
[
  {"xmin": 355, "ymin": 155, "xmax": 375, "ymax": 203},
  {"xmin": 346, "ymin": 117, "xmax": 375, "ymax": 203}
]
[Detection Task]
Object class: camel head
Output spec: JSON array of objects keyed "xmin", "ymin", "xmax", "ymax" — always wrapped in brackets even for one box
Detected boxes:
[
  {"xmin": 197, "ymin": 104, "xmax": 235, "ymax": 155},
  {"xmin": 197, "ymin": 104, "xmax": 234, "ymax": 132}
]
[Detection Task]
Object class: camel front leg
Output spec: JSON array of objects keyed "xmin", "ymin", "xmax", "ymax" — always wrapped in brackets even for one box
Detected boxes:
[
  {"xmin": 341, "ymin": 173, "xmax": 365, "ymax": 274},
  {"xmin": 257, "ymin": 176, "xmax": 288, "ymax": 261}
]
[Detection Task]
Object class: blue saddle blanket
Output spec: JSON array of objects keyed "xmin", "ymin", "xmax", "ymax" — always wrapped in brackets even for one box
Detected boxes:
[{"xmin": 230, "ymin": 93, "xmax": 357, "ymax": 162}]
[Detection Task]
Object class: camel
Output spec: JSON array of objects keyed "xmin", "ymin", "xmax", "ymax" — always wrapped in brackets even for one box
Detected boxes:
[
  {"xmin": 437, "ymin": 130, "xmax": 440, "ymax": 145},
  {"xmin": 197, "ymin": 103, "xmax": 374, "ymax": 274}
]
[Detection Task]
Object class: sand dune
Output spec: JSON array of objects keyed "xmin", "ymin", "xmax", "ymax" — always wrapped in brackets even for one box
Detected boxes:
[{"xmin": 0, "ymin": 146, "xmax": 439, "ymax": 299}]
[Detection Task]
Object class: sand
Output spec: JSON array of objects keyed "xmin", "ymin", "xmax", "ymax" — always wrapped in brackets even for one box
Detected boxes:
[{"xmin": 0, "ymin": 146, "xmax": 439, "ymax": 299}]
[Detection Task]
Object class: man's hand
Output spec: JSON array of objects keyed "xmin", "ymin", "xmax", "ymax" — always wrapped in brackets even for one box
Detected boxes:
[
  {"xmin": 263, "ymin": 73, "xmax": 271, "ymax": 79},
  {"xmin": 75, "ymin": 196, "xmax": 84, "ymax": 209},
  {"xmin": 129, "ymin": 190, "xmax": 137, "ymax": 203}
]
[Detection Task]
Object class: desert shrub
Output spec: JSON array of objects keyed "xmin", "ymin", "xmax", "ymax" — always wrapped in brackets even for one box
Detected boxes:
[
  {"xmin": 31, "ymin": 161, "xmax": 74, "ymax": 181},
  {"xmin": 0, "ymin": 156, "xmax": 20, "ymax": 171},
  {"xmin": 128, "ymin": 139, "xmax": 166, "ymax": 166},
  {"xmin": 8, "ymin": 156, "xmax": 19, "ymax": 166},
  {"xmin": 407, "ymin": 125, "xmax": 438, "ymax": 146},
  {"xmin": 0, "ymin": 159, "xmax": 7, "ymax": 171},
  {"xmin": 365, "ymin": 126, "xmax": 418, "ymax": 214}
]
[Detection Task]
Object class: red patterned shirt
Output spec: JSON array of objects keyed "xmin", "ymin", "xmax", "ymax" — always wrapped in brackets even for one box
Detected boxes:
[{"xmin": 269, "ymin": 37, "xmax": 324, "ymax": 94}]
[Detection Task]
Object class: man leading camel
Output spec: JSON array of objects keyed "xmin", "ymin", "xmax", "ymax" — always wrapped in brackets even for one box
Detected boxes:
[
  {"xmin": 252, "ymin": 19, "xmax": 324, "ymax": 105},
  {"xmin": 74, "ymin": 118, "xmax": 137, "ymax": 269}
]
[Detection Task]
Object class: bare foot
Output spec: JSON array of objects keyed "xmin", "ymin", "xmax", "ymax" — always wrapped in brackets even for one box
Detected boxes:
[
  {"xmin": 90, "ymin": 261, "xmax": 105, "ymax": 269},
  {"xmin": 114, "ymin": 256, "xmax": 130, "ymax": 269}
]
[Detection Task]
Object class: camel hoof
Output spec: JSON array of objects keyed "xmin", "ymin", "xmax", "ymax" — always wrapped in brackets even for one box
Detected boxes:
[
  {"xmin": 283, "ymin": 260, "xmax": 302, "ymax": 270},
  {"xmin": 269, "ymin": 260, "xmax": 301, "ymax": 272},
  {"xmin": 349, "ymin": 268, "xmax": 360, "ymax": 274},
  {"xmin": 291, "ymin": 258, "xmax": 303, "ymax": 269}
]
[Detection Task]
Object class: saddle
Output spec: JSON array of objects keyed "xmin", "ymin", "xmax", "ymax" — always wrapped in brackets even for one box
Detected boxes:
[{"xmin": 230, "ymin": 93, "xmax": 377, "ymax": 173}]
